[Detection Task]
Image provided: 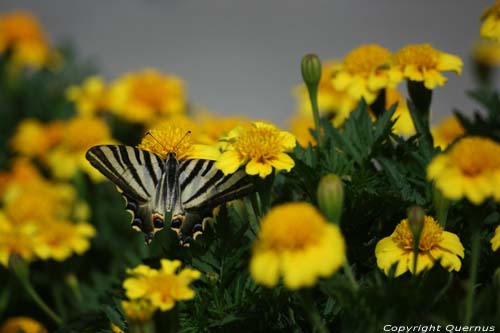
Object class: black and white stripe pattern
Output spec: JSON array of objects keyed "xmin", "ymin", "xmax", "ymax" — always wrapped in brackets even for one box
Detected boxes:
[
  {"xmin": 86, "ymin": 145, "xmax": 164, "ymax": 202},
  {"xmin": 85, "ymin": 144, "xmax": 254, "ymax": 243}
]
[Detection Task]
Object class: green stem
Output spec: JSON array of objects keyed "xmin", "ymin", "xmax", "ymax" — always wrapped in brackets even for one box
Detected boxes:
[
  {"xmin": 301, "ymin": 291, "xmax": 329, "ymax": 333},
  {"xmin": 130, "ymin": 321, "xmax": 156, "ymax": 333},
  {"xmin": 306, "ymin": 84, "xmax": 322, "ymax": 150},
  {"xmin": 464, "ymin": 227, "xmax": 481, "ymax": 325},
  {"xmin": 343, "ymin": 260, "xmax": 359, "ymax": 292},
  {"xmin": 0, "ymin": 281, "xmax": 11, "ymax": 315},
  {"xmin": 244, "ymin": 198, "xmax": 259, "ymax": 235},
  {"xmin": 21, "ymin": 277, "xmax": 62, "ymax": 325}
]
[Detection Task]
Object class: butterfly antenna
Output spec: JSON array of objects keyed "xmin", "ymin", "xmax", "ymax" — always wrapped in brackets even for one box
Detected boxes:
[
  {"xmin": 173, "ymin": 130, "xmax": 192, "ymax": 151},
  {"xmin": 146, "ymin": 131, "xmax": 169, "ymax": 152}
]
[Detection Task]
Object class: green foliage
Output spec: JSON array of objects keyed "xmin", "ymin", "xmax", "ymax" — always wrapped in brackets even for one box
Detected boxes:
[{"xmin": 1, "ymin": 39, "xmax": 500, "ymax": 333}]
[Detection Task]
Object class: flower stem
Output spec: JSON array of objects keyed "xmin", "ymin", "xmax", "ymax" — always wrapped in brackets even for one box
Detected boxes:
[
  {"xmin": 130, "ymin": 321, "xmax": 156, "ymax": 333},
  {"xmin": 307, "ymin": 84, "xmax": 322, "ymax": 150},
  {"xmin": 10, "ymin": 257, "xmax": 62, "ymax": 325},
  {"xmin": 343, "ymin": 260, "xmax": 359, "ymax": 292},
  {"xmin": 301, "ymin": 291, "xmax": 329, "ymax": 333},
  {"xmin": 21, "ymin": 276, "xmax": 63, "ymax": 325},
  {"xmin": 464, "ymin": 226, "xmax": 481, "ymax": 325}
]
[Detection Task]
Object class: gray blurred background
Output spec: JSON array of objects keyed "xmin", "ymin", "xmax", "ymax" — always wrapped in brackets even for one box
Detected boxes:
[{"xmin": 1, "ymin": 0, "xmax": 496, "ymax": 125}]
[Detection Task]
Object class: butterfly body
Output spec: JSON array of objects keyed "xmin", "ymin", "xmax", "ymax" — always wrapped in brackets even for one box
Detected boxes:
[{"xmin": 86, "ymin": 145, "xmax": 253, "ymax": 245}]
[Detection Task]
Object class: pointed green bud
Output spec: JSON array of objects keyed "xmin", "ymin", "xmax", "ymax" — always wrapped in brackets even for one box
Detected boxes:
[
  {"xmin": 317, "ymin": 174, "xmax": 344, "ymax": 223},
  {"xmin": 301, "ymin": 54, "xmax": 322, "ymax": 87},
  {"xmin": 407, "ymin": 205, "xmax": 425, "ymax": 242}
]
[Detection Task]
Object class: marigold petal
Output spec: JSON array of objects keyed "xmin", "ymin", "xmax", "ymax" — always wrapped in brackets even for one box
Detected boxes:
[
  {"xmin": 280, "ymin": 131, "xmax": 297, "ymax": 151},
  {"xmin": 249, "ymin": 251, "xmax": 281, "ymax": 287},
  {"xmin": 491, "ymin": 225, "xmax": 500, "ymax": 251},
  {"xmin": 423, "ymin": 69, "xmax": 447, "ymax": 90},
  {"xmin": 332, "ymin": 71, "xmax": 352, "ymax": 91},
  {"xmin": 160, "ymin": 259, "xmax": 182, "ymax": 274},
  {"xmin": 246, "ymin": 159, "xmax": 273, "ymax": 178},
  {"xmin": 437, "ymin": 53, "xmax": 463, "ymax": 74},
  {"xmin": 408, "ymin": 253, "xmax": 434, "ymax": 274},
  {"xmin": 215, "ymin": 151, "xmax": 243, "ymax": 175},
  {"xmin": 281, "ymin": 250, "xmax": 318, "ymax": 289},
  {"xmin": 431, "ymin": 248, "xmax": 462, "ymax": 272},
  {"xmin": 439, "ymin": 231, "xmax": 465, "ymax": 258},
  {"xmin": 190, "ymin": 144, "xmax": 220, "ymax": 160},
  {"xmin": 403, "ymin": 65, "xmax": 423, "ymax": 81},
  {"xmin": 269, "ymin": 153, "xmax": 295, "ymax": 173},
  {"xmin": 375, "ymin": 236, "xmax": 408, "ymax": 276}
]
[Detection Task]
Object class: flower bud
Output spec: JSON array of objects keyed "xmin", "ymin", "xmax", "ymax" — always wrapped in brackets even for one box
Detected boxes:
[
  {"xmin": 301, "ymin": 54, "xmax": 322, "ymax": 87},
  {"xmin": 205, "ymin": 271, "xmax": 219, "ymax": 286},
  {"xmin": 317, "ymin": 174, "xmax": 344, "ymax": 223},
  {"xmin": 407, "ymin": 205, "xmax": 425, "ymax": 241}
]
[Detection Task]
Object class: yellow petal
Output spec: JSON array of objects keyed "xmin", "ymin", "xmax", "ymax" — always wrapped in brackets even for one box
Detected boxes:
[
  {"xmin": 246, "ymin": 159, "xmax": 273, "ymax": 178},
  {"xmin": 491, "ymin": 225, "xmax": 500, "ymax": 251},
  {"xmin": 332, "ymin": 71, "xmax": 352, "ymax": 91},
  {"xmin": 249, "ymin": 251, "xmax": 281, "ymax": 287},
  {"xmin": 422, "ymin": 69, "xmax": 447, "ymax": 90},
  {"xmin": 437, "ymin": 53, "xmax": 463, "ymax": 74},
  {"xmin": 215, "ymin": 151, "xmax": 243, "ymax": 175},
  {"xmin": 439, "ymin": 232, "xmax": 465, "ymax": 258},
  {"xmin": 269, "ymin": 153, "xmax": 295, "ymax": 173}
]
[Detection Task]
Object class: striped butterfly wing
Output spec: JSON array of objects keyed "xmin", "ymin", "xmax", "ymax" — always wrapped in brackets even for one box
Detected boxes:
[
  {"xmin": 85, "ymin": 145, "xmax": 166, "ymax": 243},
  {"xmin": 173, "ymin": 159, "xmax": 254, "ymax": 243}
]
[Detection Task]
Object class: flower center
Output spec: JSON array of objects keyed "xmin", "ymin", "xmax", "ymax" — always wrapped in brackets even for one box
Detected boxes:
[
  {"xmin": 258, "ymin": 204, "xmax": 325, "ymax": 252},
  {"xmin": 393, "ymin": 44, "xmax": 440, "ymax": 69},
  {"xmin": 234, "ymin": 125, "xmax": 284, "ymax": 163},
  {"xmin": 392, "ymin": 217, "xmax": 443, "ymax": 252},
  {"xmin": 343, "ymin": 45, "xmax": 391, "ymax": 75},
  {"xmin": 130, "ymin": 72, "xmax": 169, "ymax": 109},
  {"xmin": 64, "ymin": 117, "xmax": 110, "ymax": 151},
  {"xmin": 138, "ymin": 125, "xmax": 193, "ymax": 160},
  {"xmin": 448, "ymin": 137, "xmax": 500, "ymax": 177}
]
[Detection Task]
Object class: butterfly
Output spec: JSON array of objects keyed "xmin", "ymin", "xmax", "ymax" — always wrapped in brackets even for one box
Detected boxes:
[{"xmin": 85, "ymin": 145, "xmax": 254, "ymax": 245}]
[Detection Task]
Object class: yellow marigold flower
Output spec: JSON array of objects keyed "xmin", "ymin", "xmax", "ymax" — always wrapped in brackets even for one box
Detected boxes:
[
  {"xmin": 427, "ymin": 137, "xmax": 500, "ymax": 204},
  {"xmin": 216, "ymin": 122, "xmax": 296, "ymax": 178},
  {"xmin": 385, "ymin": 89, "xmax": 416, "ymax": 136},
  {"xmin": 0, "ymin": 11, "xmax": 56, "ymax": 69},
  {"xmin": 123, "ymin": 259, "xmax": 201, "ymax": 311},
  {"xmin": 491, "ymin": 225, "xmax": 500, "ymax": 251},
  {"xmin": 108, "ymin": 68, "xmax": 186, "ymax": 124},
  {"xmin": 32, "ymin": 221, "xmax": 95, "ymax": 261},
  {"xmin": 0, "ymin": 212, "xmax": 37, "ymax": 266},
  {"xmin": 296, "ymin": 60, "xmax": 357, "ymax": 127},
  {"xmin": 250, "ymin": 202, "xmax": 345, "ymax": 289},
  {"xmin": 481, "ymin": 0, "xmax": 500, "ymax": 42},
  {"xmin": 121, "ymin": 300, "xmax": 156, "ymax": 323},
  {"xmin": 392, "ymin": 44, "xmax": 463, "ymax": 90},
  {"xmin": 46, "ymin": 116, "xmax": 114, "ymax": 181},
  {"xmin": 0, "ymin": 158, "xmax": 41, "ymax": 196},
  {"xmin": 289, "ymin": 113, "xmax": 316, "ymax": 147},
  {"xmin": 10, "ymin": 119, "xmax": 51, "ymax": 158},
  {"xmin": 194, "ymin": 112, "xmax": 251, "ymax": 145},
  {"xmin": 332, "ymin": 45, "xmax": 399, "ymax": 104},
  {"xmin": 0, "ymin": 316, "xmax": 47, "ymax": 333},
  {"xmin": 375, "ymin": 216, "xmax": 464, "ymax": 277},
  {"xmin": 66, "ymin": 76, "xmax": 110, "ymax": 116},
  {"xmin": 473, "ymin": 39, "xmax": 500, "ymax": 66},
  {"xmin": 431, "ymin": 115, "xmax": 465, "ymax": 149},
  {"xmin": 138, "ymin": 123, "xmax": 219, "ymax": 161}
]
